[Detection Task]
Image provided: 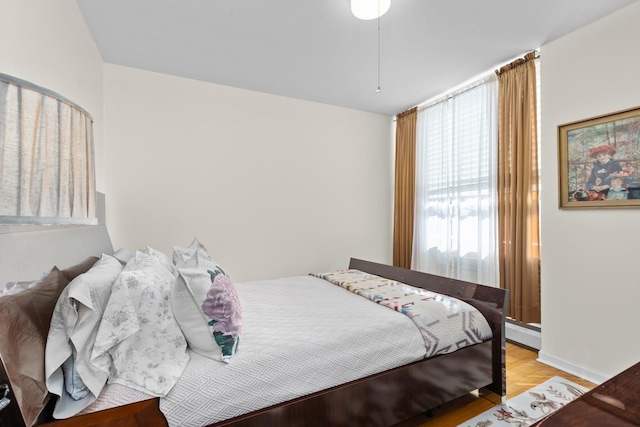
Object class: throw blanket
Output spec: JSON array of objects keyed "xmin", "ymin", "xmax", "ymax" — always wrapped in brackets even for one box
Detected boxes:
[{"xmin": 312, "ymin": 269, "xmax": 492, "ymax": 357}]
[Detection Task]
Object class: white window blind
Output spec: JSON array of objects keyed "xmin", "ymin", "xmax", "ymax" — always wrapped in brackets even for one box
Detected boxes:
[{"xmin": 0, "ymin": 74, "xmax": 96, "ymax": 225}]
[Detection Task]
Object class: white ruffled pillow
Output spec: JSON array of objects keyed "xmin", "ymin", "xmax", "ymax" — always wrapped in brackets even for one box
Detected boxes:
[
  {"xmin": 45, "ymin": 254, "xmax": 123, "ymax": 418},
  {"xmin": 112, "ymin": 247, "xmax": 134, "ymax": 265}
]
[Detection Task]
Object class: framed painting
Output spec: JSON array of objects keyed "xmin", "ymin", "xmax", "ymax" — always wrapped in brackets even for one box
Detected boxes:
[{"xmin": 558, "ymin": 106, "xmax": 640, "ymax": 209}]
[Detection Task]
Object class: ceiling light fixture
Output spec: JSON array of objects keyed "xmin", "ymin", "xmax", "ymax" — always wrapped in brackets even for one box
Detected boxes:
[{"xmin": 351, "ymin": 0, "xmax": 391, "ymax": 20}]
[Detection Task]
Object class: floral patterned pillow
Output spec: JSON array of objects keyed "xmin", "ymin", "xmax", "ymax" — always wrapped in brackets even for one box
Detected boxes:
[
  {"xmin": 171, "ymin": 239, "xmax": 241, "ymax": 362},
  {"xmin": 91, "ymin": 251, "xmax": 189, "ymax": 396},
  {"xmin": 172, "ymin": 266, "xmax": 242, "ymax": 362},
  {"xmin": 202, "ymin": 270, "xmax": 242, "ymax": 360}
]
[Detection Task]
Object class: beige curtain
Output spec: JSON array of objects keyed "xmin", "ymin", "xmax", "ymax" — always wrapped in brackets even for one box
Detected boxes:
[
  {"xmin": 393, "ymin": 107, "xmax": 418, "ymax": 268},
  {"xmin": 0, "ymin": 76, "xmax": 96, "ymax": 224},
  {"xmin": 496, "ymin": 52, "xmax": 540, "ymax": 323}
]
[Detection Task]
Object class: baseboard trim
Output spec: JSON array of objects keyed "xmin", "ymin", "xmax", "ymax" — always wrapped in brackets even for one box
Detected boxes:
[
  {"xmin": 506, "ymin": 321, "xmax": 541, "ymax": 350},
  {"xmin": 537, "ymin": 351, "xmax": 609, "ymax": 385}
]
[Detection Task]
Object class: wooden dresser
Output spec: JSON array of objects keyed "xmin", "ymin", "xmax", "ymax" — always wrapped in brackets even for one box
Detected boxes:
[{"xmin": 531, "ymin": 361, "xmax": 640, "ymax": 426}]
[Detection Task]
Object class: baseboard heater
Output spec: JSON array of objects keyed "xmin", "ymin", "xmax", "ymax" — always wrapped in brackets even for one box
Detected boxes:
[{"xmin": 505, "ymin": 319, "xmax": 541, "ymax": 350}]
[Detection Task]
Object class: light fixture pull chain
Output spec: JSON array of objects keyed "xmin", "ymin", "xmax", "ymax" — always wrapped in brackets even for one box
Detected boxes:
[{"xmin": 376, "ymin": 1, "xmax": 381, "ymax": 93}]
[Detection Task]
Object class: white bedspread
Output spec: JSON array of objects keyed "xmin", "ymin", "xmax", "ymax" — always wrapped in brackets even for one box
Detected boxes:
[{"xmin": 84, "ymin": 275, "xmax": 427, "ymax": 426}]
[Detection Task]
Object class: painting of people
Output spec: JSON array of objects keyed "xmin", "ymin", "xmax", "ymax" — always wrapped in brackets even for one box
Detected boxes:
[{"xmin": 559, "ymin": 107, "xmax": 640, "ymax": 208}]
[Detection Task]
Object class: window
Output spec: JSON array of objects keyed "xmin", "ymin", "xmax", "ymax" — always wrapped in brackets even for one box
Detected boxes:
[
  {"xmin": 0, "ymin": 74, "xmax": 96, "ymax": 225},
  {"xmin": 412, "ymin": 74, "xmax": 498, "ymax": 286}
]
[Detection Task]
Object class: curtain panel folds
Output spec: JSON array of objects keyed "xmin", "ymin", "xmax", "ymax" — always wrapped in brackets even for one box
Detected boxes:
[
  {"xmin": 393, "ymin": 107, "xmax": 418, "ymax": 268},
  {"xmin": 496, "ymin": 52, "xmax": 541, "ymax": 323},
  {"xmin": 412, "ymin": 76, "xmax": 499, "ymax": 286},
  {"xmin": 0, "ymin": 75, "xmax": 96, "ymax": 224}
]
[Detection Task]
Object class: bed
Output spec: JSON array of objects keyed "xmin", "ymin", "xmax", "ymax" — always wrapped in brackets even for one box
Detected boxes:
[{"xmin": 0, "ymin": 225, "xmax": 507, "ymax": 427}]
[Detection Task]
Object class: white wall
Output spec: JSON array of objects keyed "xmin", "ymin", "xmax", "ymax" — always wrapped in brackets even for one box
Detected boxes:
[
  {"xmin": 539, "ymin": 1, "xmax": 640, "ymax": 381},
  {"xmin": 103, "ymin": 64, "xmax": 393, "ymax": 282},
  {"xmin": 0, "ymin": 0, "xmax": 105, "ymax": 192}
]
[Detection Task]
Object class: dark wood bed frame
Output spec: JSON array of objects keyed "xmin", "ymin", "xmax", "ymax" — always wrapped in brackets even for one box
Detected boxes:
[{"xmin": 1, "ymin": 257, "xmax": 507, "ymax": 427}]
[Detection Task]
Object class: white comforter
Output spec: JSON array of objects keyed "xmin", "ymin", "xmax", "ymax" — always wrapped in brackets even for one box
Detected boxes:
[{"xmin": 84, "ymin": 275, "xmax": 428, "ymax": 426}]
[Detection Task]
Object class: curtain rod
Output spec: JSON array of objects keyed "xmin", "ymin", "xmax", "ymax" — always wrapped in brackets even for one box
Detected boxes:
[
  {"xmin": 0, "ymin": 72, "xmax": 94, "ymax": 121},
  {"xmin": 395, "ymin": 49, "xmax": 540, "ymax": 120}
]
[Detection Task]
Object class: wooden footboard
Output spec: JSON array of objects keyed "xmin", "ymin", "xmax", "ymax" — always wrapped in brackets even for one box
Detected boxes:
[
  {"xmin": 212, "ymin": 341, "xmax": 494, "ymax": 427},
  {"xmin": 349, "ymin": 257, "xmax": 508, "ymax": 398}
]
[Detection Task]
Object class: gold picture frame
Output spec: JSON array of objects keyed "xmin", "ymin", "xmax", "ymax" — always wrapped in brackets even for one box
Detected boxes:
[{"xmin": 558, "ymin": 106, "xmax": 640, "ymax": 209}]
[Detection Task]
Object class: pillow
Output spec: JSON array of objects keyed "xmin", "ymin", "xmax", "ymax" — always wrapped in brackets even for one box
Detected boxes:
[
  {"xmin": 126, "ymin": 246, "xmax": 176, "ymax": 277},
  {"xmin": 172, "ymin": 268, "xmax": 241, "ymax": 362},
  {"xmin": 112, "ymin": 247, "xmax": 134, "ymax": 265},
  {"xmin": 172, "ymin": 238, "xmax": 222, "ymax": 272},
  {"xmin": 172, "ymin": 237, "xmax": 200, "ymax": 267},
  {"xmin": 1, "ymin": 279, "xmax": 35, "ymax": 296},
  {"xmin": 1, "ymin": 268, "xmax": 53, "ymax": 296},
  {"xmin": 61, "ymin": 257, "xmax": 101, "ymax": 282},
  {"xmin": 0, "ymin": 257, "xmax": 97, "ymax": 427},
  {"xmin": 91, "ymin": 253, "xmax": 189, "ymax": 396},
  {"xmin": 171, "ymin": 240, "xmax": 240, "ymax": 362},
  {"xmin": 45, "ymin": 254, "xmax": 124, "ymax": 418},
  {"xmin": 202, "ymin": 271, "xmax": 242, "ymax": 359}
]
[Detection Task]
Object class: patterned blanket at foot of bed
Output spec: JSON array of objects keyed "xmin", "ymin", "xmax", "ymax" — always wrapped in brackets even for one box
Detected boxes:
[{"xmin": 312, "ymin": 269, "xmax": 493, "ymax": 357}]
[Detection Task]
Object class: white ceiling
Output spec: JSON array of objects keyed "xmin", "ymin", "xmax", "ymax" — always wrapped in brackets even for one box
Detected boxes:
[{"xmin": 76, "ymin": 0, "xmax": 639, "ymax": 116}]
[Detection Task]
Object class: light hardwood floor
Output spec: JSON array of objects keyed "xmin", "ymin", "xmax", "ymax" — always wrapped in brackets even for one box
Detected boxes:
[{"xmin": 394, "ymin": 342, "xmax": 595, "ymax": 427}]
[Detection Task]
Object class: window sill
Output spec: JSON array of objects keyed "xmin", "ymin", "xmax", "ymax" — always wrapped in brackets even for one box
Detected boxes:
[{"xmin": 0, "ymin": 216, "xmax": 97, "ymax": 227}]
